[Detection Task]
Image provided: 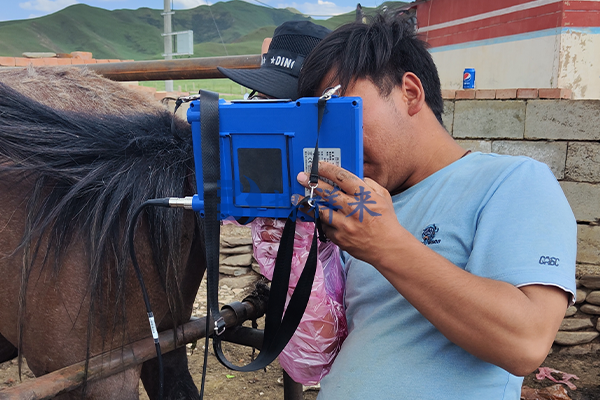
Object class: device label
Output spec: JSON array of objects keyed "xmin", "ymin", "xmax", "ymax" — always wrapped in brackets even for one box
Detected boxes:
[{"xmin": 303, "ymin": 148, "xmax": 341, "ymax": 195}]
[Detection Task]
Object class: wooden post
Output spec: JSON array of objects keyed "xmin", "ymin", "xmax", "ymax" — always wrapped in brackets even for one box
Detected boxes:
[
  {"xmin": 1, "ymin": 55, "xmax": 261, "ymax": 82},
  {"xmin": 80, "ymin": 55, "xmax": 261, "ymax": 81}
]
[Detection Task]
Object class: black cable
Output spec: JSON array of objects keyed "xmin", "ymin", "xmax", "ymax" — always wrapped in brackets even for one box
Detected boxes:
[{"xmin": 128, "ymin": 198, "xmax": 171, "ymax": 400}]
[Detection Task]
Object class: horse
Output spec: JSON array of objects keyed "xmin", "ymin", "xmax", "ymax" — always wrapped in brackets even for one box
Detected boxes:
[{"xmin": 0, "ymin": 66, "xmax": 206, "ymax": 399}]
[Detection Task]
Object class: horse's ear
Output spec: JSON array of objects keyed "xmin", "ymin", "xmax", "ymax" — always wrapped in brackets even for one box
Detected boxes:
[{"xmin": 170, "ymin": 115, "xmax": 192, "ymax": 142}]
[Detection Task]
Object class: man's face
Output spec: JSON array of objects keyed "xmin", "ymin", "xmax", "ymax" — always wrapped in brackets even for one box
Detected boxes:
[{"xmin": 318, "ymin": 77, "xmax": 415, "ymax": 195}]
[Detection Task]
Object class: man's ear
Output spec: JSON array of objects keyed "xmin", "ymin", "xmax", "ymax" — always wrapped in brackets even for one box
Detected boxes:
[{"xmin": 402, "ymin": 72, "xmax": 425, "ymax": 116}]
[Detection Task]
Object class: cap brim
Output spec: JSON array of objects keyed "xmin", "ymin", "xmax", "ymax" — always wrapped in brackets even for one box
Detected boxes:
[{"xmin": 218, "ymin": 66, "xmax": 298, "ymax": 100}]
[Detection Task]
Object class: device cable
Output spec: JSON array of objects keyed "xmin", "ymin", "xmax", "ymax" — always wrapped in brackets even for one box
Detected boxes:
[{"xmin": 128, "ymin": 197, "xmax": 172, "ymax": 400}]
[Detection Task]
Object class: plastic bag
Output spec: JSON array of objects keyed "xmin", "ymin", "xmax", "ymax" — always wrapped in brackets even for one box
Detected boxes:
[{"xmin": 250, "ymin": 217, "xmax": 348, "ymax": 385}]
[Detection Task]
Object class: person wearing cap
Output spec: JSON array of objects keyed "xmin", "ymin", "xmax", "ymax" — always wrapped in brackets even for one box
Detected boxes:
[
  {"xmin": 293, "ymin": 11, "xmax": 576, "ymax": 400},
  {"xmin": 219, "ymin": 19, "xmax": 344, "ymax": 386},
  {"xmin": 218, "ymin": 20, "xmax": 331, "ymax": 100}
]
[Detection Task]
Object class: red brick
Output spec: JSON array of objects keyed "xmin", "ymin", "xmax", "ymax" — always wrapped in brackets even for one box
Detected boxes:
[
  {"xmin": 561, "ymin": 89, "xmax": 572, "ymax": 99},
  {"xmin": 23, "ymin": 58, "xmax": 45, "ymax": 66},
  {"xmin": 83, "ymin": 59, "xmax": 97, "ymax": 64},
  {"xmin": 56, "ymin": 58, "xmax": 72, "ymax": 65},
  {"xmin": 455, "ymin": 90, "xmax": 476, "ymax": 100},
  {"xmin": 43, "ymin": 58, "xmax": 59, "ymax": 66},
  {"xmin": 70, "ymin": 51, "xmax": 93, "ymax": 59},
  {"xmin": 14, "ymin": 57, "xmax": 31, "ymax": 66},
  {"xmin": 495, "ymin": 89, "xmax": 517, "ymax": 99},
  {"xmin": 0, "ymin": 57, "xmax": 16, "ymax": 66},
  {"xmin": 441, "ymin": 89, "xmax": 456, "ymax": 99},
  {"xmin": 95, "ymin": 59, "xmax": 110, "ymax": 64},
  {"xmin": 538, "ymin": 88, "xmax": 572, "ymax": 99},
  {"xmin": 475, "ymin": 89, "xmax": 496, "ymax": 99},
  {"xmin": 517, "ymin": 88, "xmax": 539, "ymax": 99},
  {"xmin": 70, "ymin": 58, "xmax": 85, "ymax": 65}
]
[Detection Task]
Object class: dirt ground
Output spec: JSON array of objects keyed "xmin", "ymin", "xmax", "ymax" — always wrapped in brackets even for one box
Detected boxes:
[
  {"xmin": 0, "ymin": 272, "xmax": 598, "ymax": 399},
  {"xmin": 141, "ymin": 336, "xmax": 319, "ymax": 400},
  {"xmin": 522, "ymin": 351, "xmax": 600, "ymax": 400}
]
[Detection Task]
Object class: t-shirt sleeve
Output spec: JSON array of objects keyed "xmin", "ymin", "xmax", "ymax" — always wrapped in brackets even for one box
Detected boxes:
[{"xmin": 465, "ymin": 158, "xmax": 577, "ymax": 304}]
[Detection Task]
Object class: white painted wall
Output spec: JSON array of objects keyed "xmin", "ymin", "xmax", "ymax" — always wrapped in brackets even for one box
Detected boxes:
[
  {"xmin": 429, "ymin": 28, "xmax": 600, "ymax": 99},
  {"xmin": 558, "ymin": 28, "xmax": 600, "ymax": 99}
]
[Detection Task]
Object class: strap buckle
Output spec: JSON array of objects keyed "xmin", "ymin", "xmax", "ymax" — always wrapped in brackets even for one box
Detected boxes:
[
  {"xmin": 307, "ymin": 182, "xmax": 319, "ymax": 207},
  {"xmin": 214, "ymin": 316, "xmax": 226, "ymax": 336}
]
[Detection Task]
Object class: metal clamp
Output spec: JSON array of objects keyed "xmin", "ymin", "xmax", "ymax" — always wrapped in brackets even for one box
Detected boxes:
[{"xmin": 221, "ymin": 301, "xmax": 248, "ymax": 323}]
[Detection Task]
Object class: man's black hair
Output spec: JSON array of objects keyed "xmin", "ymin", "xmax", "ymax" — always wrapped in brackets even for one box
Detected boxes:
[{"xmin": 298, "ymin": 12, "xmax": 444, "ymax": 125}]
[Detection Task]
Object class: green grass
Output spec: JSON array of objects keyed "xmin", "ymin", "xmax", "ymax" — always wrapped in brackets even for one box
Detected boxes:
[{"xmin": 140, "ymin": 78, "xmax": 251, "ymax": 100}]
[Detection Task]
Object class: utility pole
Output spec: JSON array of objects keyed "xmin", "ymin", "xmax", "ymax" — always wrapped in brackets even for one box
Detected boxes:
[{"xmin": 163, "ymin": 0, "xmax": 174, "ymax": 92}]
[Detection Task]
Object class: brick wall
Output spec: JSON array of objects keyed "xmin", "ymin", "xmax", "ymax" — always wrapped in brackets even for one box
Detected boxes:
[
  {"xmin": 443, "ymin": 93, "xmax": 600, "ymax": 353},
  {"xmin": 0, "ymin": 51, "xmax": 132, "ymax": 67},
  {"xmin": 0, "ymin": 52, "xmax": 189, "ymax": 102}
]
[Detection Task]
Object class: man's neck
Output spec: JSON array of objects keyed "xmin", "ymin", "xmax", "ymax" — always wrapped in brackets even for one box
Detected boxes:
[{"xmin": 391, "ymin": 123, "xmax": 466, "ymax": 196}]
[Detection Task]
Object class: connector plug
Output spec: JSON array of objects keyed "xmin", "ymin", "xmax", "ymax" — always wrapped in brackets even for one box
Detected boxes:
[{"xmin": 168, "ymin": 196, "xmax": 196, "ymax": 209}]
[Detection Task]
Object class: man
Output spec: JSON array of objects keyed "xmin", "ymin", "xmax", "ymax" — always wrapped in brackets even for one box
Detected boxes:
[
  {"xmin": 218, "ymin": 19, "xmax": 344, "ymax": 385},
  {"xmin": 218, "ymin": 20, "xmax": 331, "ymax": 100},
  {"xmin": 295, "ymin": 13, "xmax": 576, "ymax": 399}
]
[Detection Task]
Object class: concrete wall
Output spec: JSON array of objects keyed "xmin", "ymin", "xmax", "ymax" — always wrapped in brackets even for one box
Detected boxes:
[{"xmin": 444, "ymin": 97, "xmax": 600, "ymax": 350}]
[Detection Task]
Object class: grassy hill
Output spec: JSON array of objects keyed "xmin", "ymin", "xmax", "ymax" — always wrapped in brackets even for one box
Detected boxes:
[{"xmin": 0, "ymin": 1, "xmax": 407, "ymax": 60}]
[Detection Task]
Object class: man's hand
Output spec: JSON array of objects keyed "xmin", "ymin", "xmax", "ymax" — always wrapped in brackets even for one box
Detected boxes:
[{"xmin": 297, "ymin": 162, "xmax": 404, "ymax": 265}]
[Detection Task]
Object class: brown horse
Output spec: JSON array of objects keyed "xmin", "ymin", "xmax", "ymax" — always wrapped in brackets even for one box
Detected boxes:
[{"xmin": 0, "ymin": 67, "xmax": 205, "ymax": 399}]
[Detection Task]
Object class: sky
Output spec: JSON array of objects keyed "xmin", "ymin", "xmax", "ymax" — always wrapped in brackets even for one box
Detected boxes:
[{"xmin": 1, "ymin": 0, "xmax": 381, "ymax": 22}]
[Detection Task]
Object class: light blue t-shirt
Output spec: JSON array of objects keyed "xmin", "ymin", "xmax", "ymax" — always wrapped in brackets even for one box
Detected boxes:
[{"xmin": 318, "ymin": 152, "xmax": 576, "ymax": 400}]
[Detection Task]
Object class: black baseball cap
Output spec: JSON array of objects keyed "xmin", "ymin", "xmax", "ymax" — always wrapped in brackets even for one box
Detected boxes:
[{"xmin": 218, "ymin": 20, "xmax": 331, "ymax": 100}]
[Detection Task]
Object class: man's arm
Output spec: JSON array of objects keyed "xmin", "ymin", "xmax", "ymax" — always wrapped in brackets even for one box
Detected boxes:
[
  {"xmin": 298, "ymin": 163, "xmax": 569, "ymax": 376},
  {"xmin": 375, "ymin": 233, "xmax": 567, "ymax": 376}
]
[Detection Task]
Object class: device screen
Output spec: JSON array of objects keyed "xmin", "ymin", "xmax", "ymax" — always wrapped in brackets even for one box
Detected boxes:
[{"xmin": 237, "ymin": 148, "xmax": 283, "ymax": 194}]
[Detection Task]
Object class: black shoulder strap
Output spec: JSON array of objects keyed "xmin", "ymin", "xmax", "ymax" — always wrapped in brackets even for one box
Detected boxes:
[
  {"xmin": 199, "ymin": 90, "xmax": 320, "ymax": 371},
  {"xmin": 200, "ymin": 89, "xmax": 225, "ymax": 337}
]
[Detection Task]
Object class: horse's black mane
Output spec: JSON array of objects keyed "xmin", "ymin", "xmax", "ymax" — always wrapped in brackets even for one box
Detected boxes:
[{"xmin": 0, "ymin": 81, "xmax": 201, "ymax": 373}]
